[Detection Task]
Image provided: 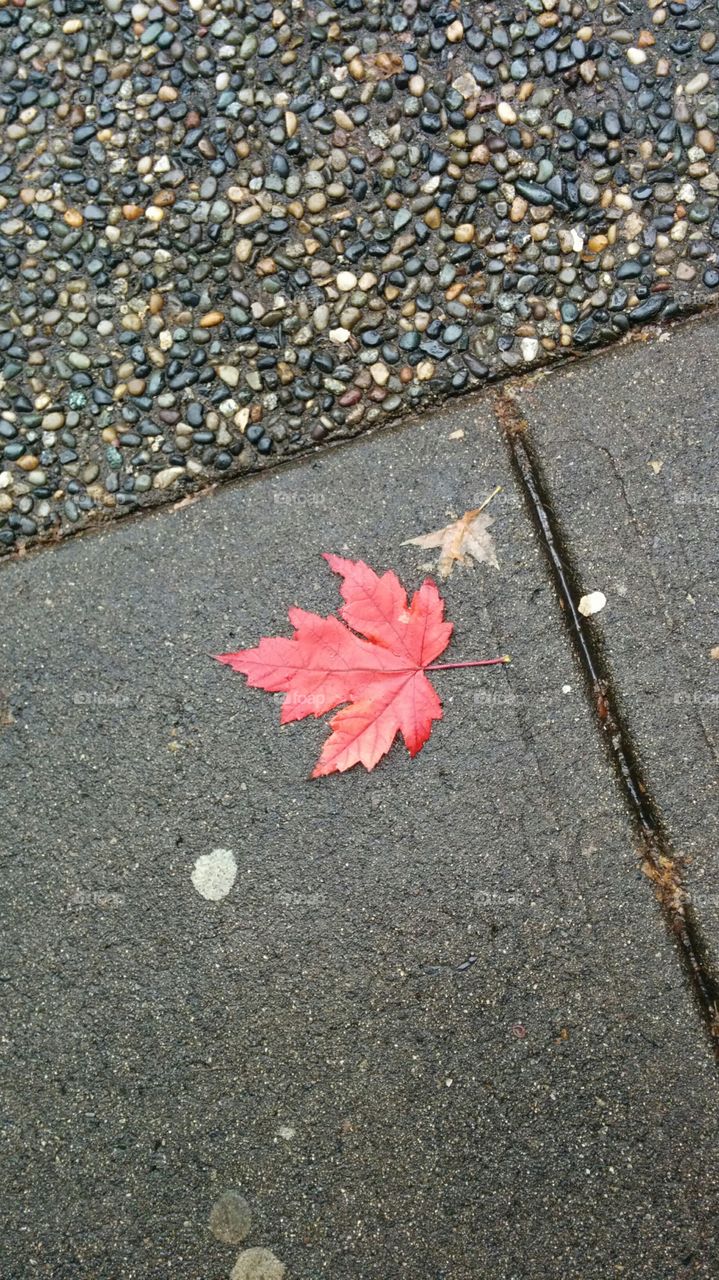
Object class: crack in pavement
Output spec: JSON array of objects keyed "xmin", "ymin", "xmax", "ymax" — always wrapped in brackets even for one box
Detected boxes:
[{"xmin": 494, "ymin": 388, "xmax": 719, "ymax": 1057}]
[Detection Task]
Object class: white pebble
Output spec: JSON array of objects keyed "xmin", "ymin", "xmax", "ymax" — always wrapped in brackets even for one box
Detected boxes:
[
  {"xmin": 578, "ymin": 591, "xmax": 607, "ymax": 617},
  {"xmin": 336, "ymin": 270, "xmax": 357, "ymax": 291}
]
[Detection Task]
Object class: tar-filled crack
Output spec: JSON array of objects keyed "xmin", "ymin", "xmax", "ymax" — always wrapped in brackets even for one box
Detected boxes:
[{"xmin": 494, "ymin": 390, "xmax": 719, "ymax": 1056}]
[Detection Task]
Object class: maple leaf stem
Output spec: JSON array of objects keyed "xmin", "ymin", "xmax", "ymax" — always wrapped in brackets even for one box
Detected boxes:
[
  {"xmin": 474, "ymin": 484, "xmax": 503, "ymax": 515},
  {"xmin": 426, "ymin": 655, "xmax": 511, "ymax": 671}
]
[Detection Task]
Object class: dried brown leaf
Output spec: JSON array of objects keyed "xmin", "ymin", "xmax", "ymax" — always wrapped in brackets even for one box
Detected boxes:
[{"xmin": 403, "ymin": 491, "xmax": 501, "ymax": 579}]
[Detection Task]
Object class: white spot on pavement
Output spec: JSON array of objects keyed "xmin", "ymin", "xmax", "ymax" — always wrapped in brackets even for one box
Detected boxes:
[
  {"xmin": 578, "ymin": 590, "xmax": 607, "ymax": 617},
  {"xmin": 231, "ymin": 1248, "xmax": 286, "ymax": 1280},
  {"xmin": 191, "ymin": 848, "xmax": 237, "ymax": 901},
  {"xmin": 277, "ymin": 1125, "xmax": 296, "ymax": 1140},
  {"xmin": 209, "ymin": 1189, "xmax": 252, "ymax": 1244}
]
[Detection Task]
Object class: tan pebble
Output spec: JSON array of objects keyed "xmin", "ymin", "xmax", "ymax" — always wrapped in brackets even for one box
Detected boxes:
[
  {"xmin": 700, "ymin": 32, "xmax": 716, "ymax": 52},
  {"xmin": 64, "ymin": 208, "xmax": 83, "ymax": 227},
  {"xmin": 199, "ymin": 311, "xmax": 224, "ymax": 327},
  {"xmin": 307, "ymin": 192, "xmax": 327, "ymax": 212},
  {"xmin": 696, "ymin": 129, "xmax": 716, "ymax": 154},
  {"xmin": 510, "ymin": 196, "xmax": 528, "ymax": 222},
  {"xmin": 236, "ymin": 204, "xmax": 262, "ymax": 225},
  {"xmin": 446, "ymin": 19, "xmax": 464, "ymax": 41},
  {"xmin": 348, "ymin": 56, "xmax": 365, "ymax": 80},
  {"xmin": 336, "ymin": 271, "xmax": 357, "ymax": 291},
  {"xmin": 127, "ymin": 378, "xmax": 146, "ymax": 396},
  {"xmin": 656, "ymin": 57, "xmax": 670, "ymax": 75},
  {"xmin": 637, "ymin": 29, "xmax": 655, "ymax": 46},
  {"xmin": 101, "ymin": 427, "xmax": 118, "ymax": 444},
  {"xmin": 424, "ymin": 207, "xmax": 441, "ymax": 229},
  {"xmin": 145, "ymin": 206, "xmax": 164, "ymax": 222},
  {"xmin": 285, "ymin": 110, "xmax": 297, "ymax": 137},
  {"xmin": 17, "ymin": 455, "xmax": 39, "ymax": 471},
  {"xmin": 153, "ymin": 466, "xmax": 186, "ymax": 490},
  {"xmin": 627, "ymin": 48, "xmax": 647, "ymax": 65},
  {"xmin": 0, "ymin": 493, "xmax": 13, "ymax": 512},
  {"xmin": 454, "ymin": 223, "xmax": 474, "ymax": 243},
  {"xmin": 149, "ymin": 292, "xmax": 164, "ymax": 314},
  {"xmin": 686, "ymin": 72, "xmax": 709, "ymax": 95}
]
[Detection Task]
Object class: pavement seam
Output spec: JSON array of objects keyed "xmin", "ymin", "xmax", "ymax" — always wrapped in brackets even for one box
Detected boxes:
[{"xmin": 494, "ymin": 388, "xmax": 719, "ymax": 1058}]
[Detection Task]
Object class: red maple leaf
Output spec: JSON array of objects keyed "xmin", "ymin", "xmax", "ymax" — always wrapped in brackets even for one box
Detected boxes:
[{"xmin": 215, "ymin": 554, "xmax": 509, "ymax": 777}]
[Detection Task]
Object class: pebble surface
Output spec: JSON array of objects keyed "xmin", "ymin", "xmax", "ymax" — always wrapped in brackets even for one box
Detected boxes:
[{"xmin": 1, "ymin": 0, "xmax": 719, "ymax": 552}]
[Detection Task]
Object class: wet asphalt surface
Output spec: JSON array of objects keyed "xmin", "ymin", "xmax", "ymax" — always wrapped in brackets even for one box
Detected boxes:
[
  {"xmin": 2, "ymin": 377, "xmax": 719, "ymax": 1278},
  {"xmin": 515, "ymin": 311, "xmax": 719, "ymax": 968}
]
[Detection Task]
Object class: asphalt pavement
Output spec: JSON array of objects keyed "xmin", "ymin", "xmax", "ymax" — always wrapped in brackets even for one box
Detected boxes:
[{"xmin": 1, "ymin": 320, "xmax": 718, "ymax": 1279}]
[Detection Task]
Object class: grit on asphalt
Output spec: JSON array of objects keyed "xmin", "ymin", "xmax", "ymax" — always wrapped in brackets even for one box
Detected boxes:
[{"xmin": 1, "ymin": 0, "xmax": 719, "ymax": 552}]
